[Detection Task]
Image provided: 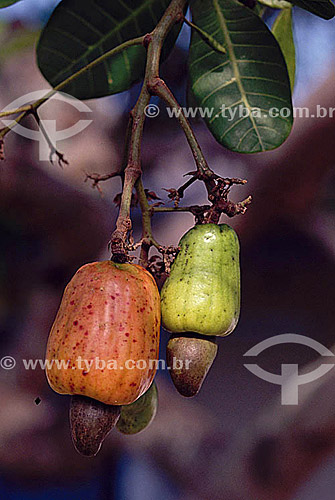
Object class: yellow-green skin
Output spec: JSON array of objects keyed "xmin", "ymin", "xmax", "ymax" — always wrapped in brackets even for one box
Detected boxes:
[{"xmin": 161, "ymin": 224, "xmax": 240, "ymax": 336}]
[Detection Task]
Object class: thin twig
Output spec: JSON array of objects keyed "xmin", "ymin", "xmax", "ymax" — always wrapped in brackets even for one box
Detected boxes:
[
  {"xmin": 85, "ymin": 172, "xmax": 121, "ymax": 196},
  {"xmin": 0, "ymin": 105, "xmax": 33, "ymax": 118},
  {"xmin": 30, "ymin": 109, "xmax": 68, "ymax": 167}
]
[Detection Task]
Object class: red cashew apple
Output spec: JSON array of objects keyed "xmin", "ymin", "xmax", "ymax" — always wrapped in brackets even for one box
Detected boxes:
[{"xmin": 45, "ymin": 261, "xmax": 161, "ymax": 405}]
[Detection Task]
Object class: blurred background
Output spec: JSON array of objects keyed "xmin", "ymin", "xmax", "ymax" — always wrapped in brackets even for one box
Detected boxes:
[{"xmin": 1, "ymin": 1, "xmax": 335, "ymax": 499}]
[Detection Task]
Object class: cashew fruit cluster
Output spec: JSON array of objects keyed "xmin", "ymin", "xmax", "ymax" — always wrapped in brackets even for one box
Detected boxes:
[
  {"xmin": 161, "ymin": 223, "xmax": 240, "ymax": 397},
  {"xmin": 45, "ymin": 260, "xmax": 160, "ymax": 455},
  {"xmin": 45, "ymin": 223, "xmax": 241, "ymax": 455}
]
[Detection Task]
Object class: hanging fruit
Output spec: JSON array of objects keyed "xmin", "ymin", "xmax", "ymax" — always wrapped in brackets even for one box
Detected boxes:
[
  {"xmin": 116, "ymin": 381, "xmax": 158, "ymax": 435},
  {"xmin": 45, "ymin": 261, "xmax": 161, "ymax": 406},
  {"xmin": 161, "ymin": 223, "xmax": 240, "ymax": 336}
]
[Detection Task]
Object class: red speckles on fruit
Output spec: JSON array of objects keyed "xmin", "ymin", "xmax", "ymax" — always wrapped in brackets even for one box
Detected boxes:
[{"xmin": 45, "ymin": 261, "xmax": 161, "ymax": 405}]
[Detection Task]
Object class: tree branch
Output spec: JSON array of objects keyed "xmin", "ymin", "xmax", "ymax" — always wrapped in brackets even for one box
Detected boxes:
[{"xmin": 109, "ymin": 0, "xmax": 188, "ymax": 261}]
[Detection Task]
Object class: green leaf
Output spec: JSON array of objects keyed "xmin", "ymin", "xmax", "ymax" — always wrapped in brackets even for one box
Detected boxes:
[
  {"xmin": 0, "ymin": 0, "xmax": 21, "ymax": 7},
  {"xmin": 258, "ymin": 0, "xmax": 292, "ymax": 9},
  {"xmin": 36, "ymin": 0, "xmax": 183, "ymax": 100},
  {"xmin": 253, "ymin": 3, "xmax": 266, "ymax": 17},
  {"xmin": 185, "ymin": 18, "xmax": 226, "ymax": 54},
  {"xmin": 258, "ymin": 0, "xmax": 335, "ymax": 18},
  {"xmin": 286, "ymin": 0, "xmax": 335, "ymax": 19},
  {"xmin": 188, "ymin": 0, "xmax": 293, "ymax": 153},
  {"xmin": 272, "ymin": 8, "xmax": 295, "ymax": 92}
]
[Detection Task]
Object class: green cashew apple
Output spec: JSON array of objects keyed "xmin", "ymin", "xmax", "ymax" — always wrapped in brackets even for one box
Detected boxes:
[
  {"xmin": 161, "ymin": 224, "xmax": 240, "ymax": 336},
  {"xmin": 116, "ymin": 381, "xmax": 158, "ymax": 435}
]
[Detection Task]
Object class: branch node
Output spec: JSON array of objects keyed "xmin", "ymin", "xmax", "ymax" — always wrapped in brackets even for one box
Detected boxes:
[
  {"xmin": 147, "ymin": 76, "xmax": 165, "ymax": 95},
  {"xmin": 143, "ymin": 33, "xmax": 153, "ymax": 48}
]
